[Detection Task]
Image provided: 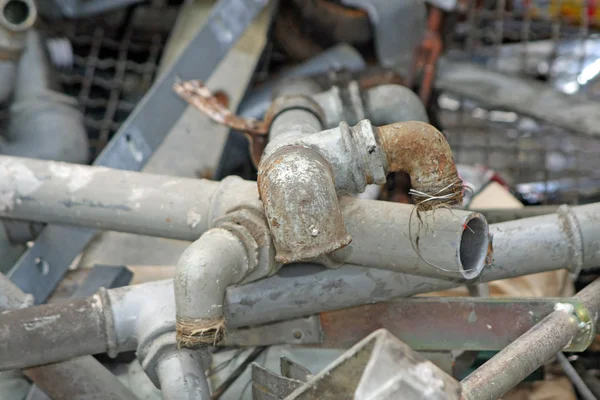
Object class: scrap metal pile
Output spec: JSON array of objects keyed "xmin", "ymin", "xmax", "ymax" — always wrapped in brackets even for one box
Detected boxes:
[{"xmin": 0, "ymin": 0, "xmax": 600, "ymax": 399}]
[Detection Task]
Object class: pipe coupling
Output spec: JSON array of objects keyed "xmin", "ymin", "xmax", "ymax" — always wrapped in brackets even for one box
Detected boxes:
[{"xmin": 214, "ymin": 205, "xmax": 281, "ymax": 282}]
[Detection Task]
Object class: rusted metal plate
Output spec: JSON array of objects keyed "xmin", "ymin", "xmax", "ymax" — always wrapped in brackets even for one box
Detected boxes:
[
  {"xmin": 319, "ymin": 297, "xmax": 591, "ymax": 352},
  {"xmin": 225, "ymin": 316, "xmax": 322, "ymax": 347}
]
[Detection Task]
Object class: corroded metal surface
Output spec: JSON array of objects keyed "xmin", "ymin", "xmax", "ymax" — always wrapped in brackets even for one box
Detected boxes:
[
  {"xmin": 257, "ymin": 146, "xmax": 351, "ymax": 263},
  {"xmin": 174, "ymin": 79, "xmax": 268, "ymax": 135},
  {"xmin": 319, "ymin": 297, "xmax": 594, "ymax": 352},
  {"xmin": 377, "ymin": 121, "xmax": 464, "ymax": 209}
]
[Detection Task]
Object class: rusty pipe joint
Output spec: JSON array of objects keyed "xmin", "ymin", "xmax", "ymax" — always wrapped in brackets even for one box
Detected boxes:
[
  {"xmin": 259, "ymin": 98, "xmax": 462, "ymax": 263},
  {"xmin": 259, "ymin": 114, "xmax": 387, "ymax": 263}
]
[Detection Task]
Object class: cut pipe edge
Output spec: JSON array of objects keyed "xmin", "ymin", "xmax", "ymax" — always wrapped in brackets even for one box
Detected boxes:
[
  {"xmin": 0, "ymin": 0, "xmax": 36, "ymax": 32},
  {"xmin": 459, "ymin": 213, "xmax": 490, "ymax": 279}
]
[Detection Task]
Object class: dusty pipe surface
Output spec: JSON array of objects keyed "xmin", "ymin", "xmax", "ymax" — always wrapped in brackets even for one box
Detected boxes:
[
  {"xmin": 0, "ymin": 296, "xmax": 108, "ymax": 370},
  {"xmin": 156, "ymin": 348, "xmax": 211, "ymax": 400},
  {"xmin": 0, "ymin": 0, "xmax": 36, "ymax": 104},
  {"xmin": 311, "ymin": 83, "xmax": 429, "ymax": 128},
  {"xmin": 3, "ymin": 266, "xmax": 598, "ymax": 369},
  {"xmin": 4, "ymin": 30, "xmax": 89, "ymax": 163},
  {"xmin": 0, "ymin": 280, "xmax": 174, "ymax": 370},
  {"xmin": 461, "ymin": 278, "xmax": 600, "ymax": 400},
  {"xmin": 0, "ymin": 156, "xmax": 483, "ymax": 279},
  {"xmin": 225, "ymin": 203, "xmax": 600, "ymax": 327},
  {"xmin": 175, "ymin": 228, "xmax": 251, "ymax": 347},
  {"xmin": 0, "ymin": 274, "xmax": 138, "ymax": 400},
  {"xmin": 0, "ymin": 155, "xmax": 223, "ymax": 240},
  {"xmin": 362, "ymin": 84, "xmax": 429, "ymax": 125},
  {"xmin": 331, "ymin": 197, "xmax": 489, "ymax": 279},
  {"xmin": 24, "ymin": 356, "xmax": 138, "ymax": 400},
  {"xmin": 462, "ymin": 309, "xmax": 581, "ymax": 400}
]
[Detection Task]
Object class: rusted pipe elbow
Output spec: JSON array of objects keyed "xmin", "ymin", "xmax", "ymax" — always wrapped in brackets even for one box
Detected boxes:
[
  {"xmin": 377, "ymin": 121, "xmax": 463, "ymax": 210},
  {"xmin": 258, "ymin": 146, "xmax": 351, "ymax": 263}
]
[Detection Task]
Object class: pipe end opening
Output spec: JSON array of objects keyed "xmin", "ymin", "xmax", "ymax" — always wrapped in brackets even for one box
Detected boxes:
[
  {"xmin": 1, "ymin": 0, "xmax": 34, "ymax": 31},
  {"xmin": 459, "ymin": 215, "xmax": 489, "ymax": 279}
]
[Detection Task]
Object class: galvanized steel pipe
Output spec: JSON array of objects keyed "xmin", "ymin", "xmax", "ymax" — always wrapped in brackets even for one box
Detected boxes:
[
  {"xmin": 330, "ymin": 197, "xmax": 488, "ymax": 279},
  {"xmin": 156, "ymin": 348, "xmax": 211, "ymax": 400},
  {"xmin": 4, "ymin": 30, "xmax": 89, "ymax": 164},
  {"xmin": 0, "ymin": 273, "xmax": 138, "ymax": 400},
  {"xmin": 461, "ymin": 278, "xmax": 600, "ymax": 400},
  {"xmin": 0, "ymin": 156, "xmax": 485, "ymax": 279},
  {"xmin": 225, "ymin": 203, "xmax": 600, "ymax": 327},
  {"xmin": 0, "ymin": 296, "xmax": 109, "ymax": 370},
  {"xmin": 24, "ymin": 356, "xmax": 139, "ymax": 400},
  {"xmin": 3, "ymin": 254, "xmax": 599, "ymax": 371},
  {"xmin": 0, "ymin": 155, "xmax": 223, "ymax": 240},
  {"xmin": 0, "ymin": 280, "xmax": 174, "ymax": 370},
  {"xmin": 0, "ymin": 0, "xmax": 36, "ymax": 104},
  {"xmin": 175, "ymin": 227, "xmax": 252, "ymax": 347}
]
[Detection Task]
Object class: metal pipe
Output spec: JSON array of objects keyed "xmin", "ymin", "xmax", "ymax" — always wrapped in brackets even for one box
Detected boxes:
[
  {"xmin": 461, "ymin": 278, "xmax": 600, "ymax": 400},
  {"xmin": 0, "ymin": 296, "xmax": 108, "ymax": 370},
  {"xmin": 556, "ymin": 353, "xmax": 597, "ymax": 400},
  {"xmin": 258, "ymin": 145, "xmax": 351, "ymax": 263},
  {"xmin": 4, "ymin": 30, "xmax": 89, "ymax": 164},
  {"xmin": 461, "ymin": 308, "xmax": 582, "ymax": 400},
  {"xmin": 330, "ymin": 197, "xmax": 488, "ymax": 279},
  {"xmin": 259, "ymin": 85, "xmax": 461, "ymax": 262},
  {"xmin": 175, "ymin": 228, "xmax": 251, "ymax": 347},
  {"xmin": 3, "ymin": 267, "xmax": 598, "ymax": 371},
  {"xmin": 0, "ymin": 0, "xmax": 36, "ymax": 104},
  {"xmin": 156, "ymin": 348, "xmax": 211, "ymax": 400},
  {"xmin": 362, "ymin": 84, "xmax": 429, "ymax": 125},
  {"xmin": 377, "ymin": 121, "xmax": 464, "ymax": 209},
  {"xmin": 0, "ymin": 156, "xmax": 484, "ymax": 279},
  {"xmin": 225, "ymin": 203, "xmax": 600, "ymax": 327},
  {"xmin": 0, "ymin": 155, "xmax": 222, "ymax": 240},
  {"xmin": 23, "ymin": 356, "xmax": 139, "ymax": 400},
  {"xmin": 0, "ymin": 273, "xmax": 138, "ymax": 400},
  {"xmin": 109, "ymin": 279, "xmax": 175, "ymax": 355}
]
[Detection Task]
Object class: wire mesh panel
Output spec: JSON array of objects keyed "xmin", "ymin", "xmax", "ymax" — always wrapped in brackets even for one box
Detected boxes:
[
  {"xmin": 439, "ymin": 0, "xmax": 600, "ymax": 205},
  {"xmin": 43, "ymin": 10, "xmax": 172, "ymax": 159}
]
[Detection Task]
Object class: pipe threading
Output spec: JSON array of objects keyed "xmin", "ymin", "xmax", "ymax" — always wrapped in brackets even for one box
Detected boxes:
[
  {"xmin": 176, "ymin": 317, "xmax": 226, "ymax": 349},
  {"xmin": 377, "ymin": 121, "xmax": 464, "ymax": 210}
]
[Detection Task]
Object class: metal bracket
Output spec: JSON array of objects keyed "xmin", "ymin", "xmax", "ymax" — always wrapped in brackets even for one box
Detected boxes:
[{"xmin": 8, "ymin": 0, "xmax": 269, "ymax": 303}]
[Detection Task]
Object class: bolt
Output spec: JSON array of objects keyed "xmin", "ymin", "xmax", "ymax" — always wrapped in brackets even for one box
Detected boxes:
[{"xmin": 293, "ymin": 330, "xmax": 303, "ymax": 339}]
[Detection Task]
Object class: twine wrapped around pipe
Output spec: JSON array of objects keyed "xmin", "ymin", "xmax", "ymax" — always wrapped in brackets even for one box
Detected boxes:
[{"xmin": 176, "ymin": 317, "xmax": 226, "ymax": 348}]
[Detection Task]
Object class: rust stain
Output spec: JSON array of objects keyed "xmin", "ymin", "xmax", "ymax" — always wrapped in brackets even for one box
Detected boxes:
[
  {"xmin": 377, "ymin": 121, "xmax": 463, "ymax": 209},
  {"xmin": 173, "ymin": 80, "xmax": 271, "ymax": 166}
]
